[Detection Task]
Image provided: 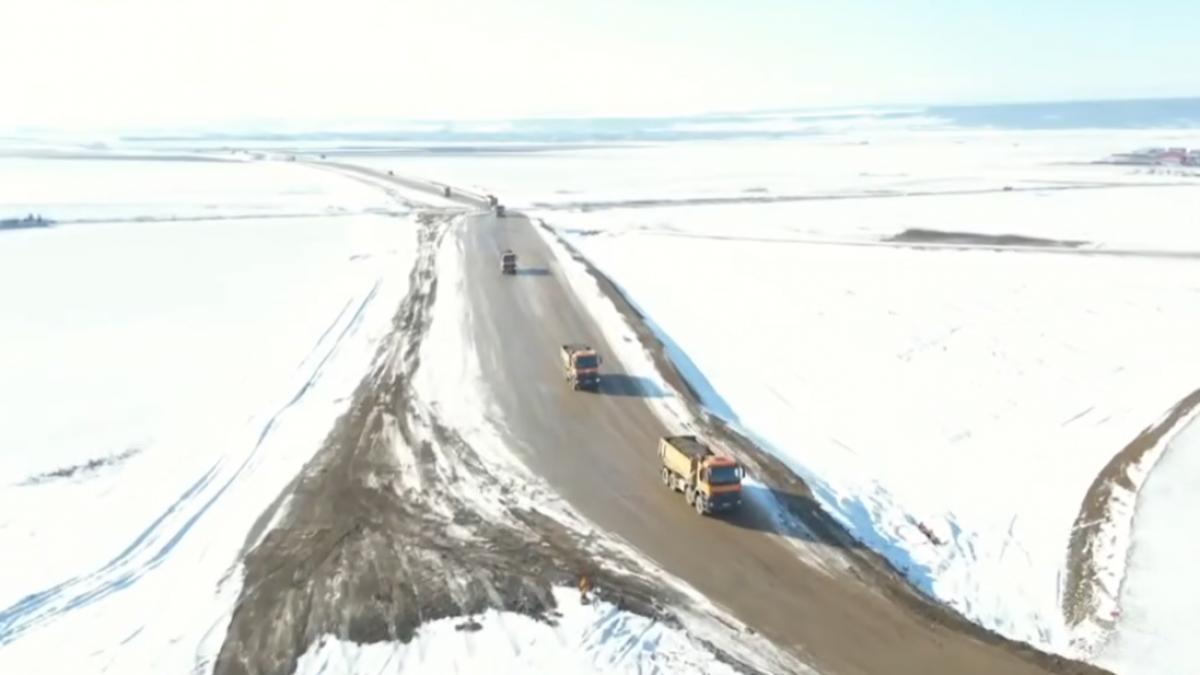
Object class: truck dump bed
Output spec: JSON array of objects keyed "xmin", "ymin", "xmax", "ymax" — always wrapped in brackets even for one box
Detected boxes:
[{"xmin": 661, "ymin": 435, "xmax": 712, "ymax": 461}]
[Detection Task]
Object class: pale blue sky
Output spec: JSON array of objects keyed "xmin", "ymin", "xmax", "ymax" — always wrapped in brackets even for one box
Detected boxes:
[{"xmin": 1, "ymin": 0, "xmax": 1196, "ymax": 128}]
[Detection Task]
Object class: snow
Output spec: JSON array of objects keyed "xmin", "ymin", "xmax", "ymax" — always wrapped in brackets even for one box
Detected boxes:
[
  {"xmin": 370, "ymin": 130, "xmax": 1200, "ymax": 658},
  {"xmin": 303, "ymin": 161, "xmax": 477, "ymax": 210},
  {"xmin": 294, "ymin": 587, "xmax": 740, "ymax": 675},
  {"xmin": 0, "ymin": 158, "xmax": 418, "ymax": 673},
  {"xmin": 346, "ymin": 129, "xmax": 1200, "ymax": 209},
  {"xmin": 0, "ymin": 156, "xmax": 394, "ymax": 222},
  {"xmin": 1099, "ymin": 412, "xmax": 1200, "ymax": 674},
  {"xmin": 543, "ymin": 183, "xmax": 1200, "ymax": 253},
  {"xmin": 544, "ymin": 204, "xmax": 1200, "ymax": 654},
  {"xmin": 405, "ymin": 215, "xmax": 809, "ymax": 674}
]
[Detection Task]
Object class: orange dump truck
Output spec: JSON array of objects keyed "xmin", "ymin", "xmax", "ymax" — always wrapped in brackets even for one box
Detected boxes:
[
  {"xmin": 658, "ymin": 435, "xmax": 743, "ymax": 515},
  {"xmin": 561, "ymin": 344, "xmax": 601, "ymax": 391}
]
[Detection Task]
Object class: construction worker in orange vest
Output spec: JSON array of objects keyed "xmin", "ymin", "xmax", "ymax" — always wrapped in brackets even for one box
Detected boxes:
[{"xmin": 579, "ymin": 575, "xmax": 592, "ymax": 604}]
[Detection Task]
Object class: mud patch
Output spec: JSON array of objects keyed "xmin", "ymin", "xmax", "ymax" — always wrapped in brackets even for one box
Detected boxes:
[
  {"xmin": 213, "ymin": 212, "xmax": 733, "ymax": 675},
  {"xmin": 885, "ymin": 228, "xmax": 1088, "ymax": 248},
  {"xmin": 1063, "ymin": 387, "xmax": 1200, "ymax": 633}
]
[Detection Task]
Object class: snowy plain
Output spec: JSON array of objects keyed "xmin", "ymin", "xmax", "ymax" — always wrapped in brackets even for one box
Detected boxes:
[
  {"xmin": 0, "ymin": 157, "xmax": 417, "ymax": 673},
  {"xmin": 0, "ymin": 155, "xmax": 395, "ymax": 222},
  {"xmin": 350, "ymin": 128, "xmax": 1200, "ymax": 210}
]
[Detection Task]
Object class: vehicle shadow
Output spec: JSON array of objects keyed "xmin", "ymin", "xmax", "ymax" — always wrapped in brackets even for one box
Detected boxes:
[
  {"xmin": 596, "ymin": 374, "xmax": 666, "ymax": 398},
  {"xmin": 515, "ymin": 267, "xmax": 551, "ymax": 276},
  {"xmin": 713, "ymin": 482, "xmax": 865, "ymax": 549}
]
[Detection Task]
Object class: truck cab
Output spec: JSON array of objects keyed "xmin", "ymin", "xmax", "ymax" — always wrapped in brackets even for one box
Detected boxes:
[
  {"xmin": 658, "ymin": 435, "xmax": 744, "ymax": 515},
  {"xmin": 561, "ymin": 344, "xmax": 601, "ymax": 391}
]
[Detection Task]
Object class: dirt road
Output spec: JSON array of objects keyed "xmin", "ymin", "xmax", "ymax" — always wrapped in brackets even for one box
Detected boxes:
[
  {"xmin": 216, "ymin": 161, "xmax": 1114, "ymax": 675},
  {"xmin": 460, "ymin": 209, "xmax": 1111, "ymax": 675}
]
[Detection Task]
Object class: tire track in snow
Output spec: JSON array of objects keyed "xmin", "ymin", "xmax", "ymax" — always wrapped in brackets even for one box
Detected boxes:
[{"xmin": 0, "ymin": 280, "xmax": 384, "ymax": 646}]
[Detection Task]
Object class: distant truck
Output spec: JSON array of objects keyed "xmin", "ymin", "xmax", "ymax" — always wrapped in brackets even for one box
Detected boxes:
[
  {"xmin": 500, "ymin": 249, "xmax": 517, "ymax": 275},
  {"xmin": 485, "ymin": 194, "xmax": 506, "ymax": 217},
  {"xmin": 658, "ymin": 435, "xmax": 743, "ymax": 515},
  {"xmin": 561, "ymin": 344, "xmax": 601, "ymax": 391}
]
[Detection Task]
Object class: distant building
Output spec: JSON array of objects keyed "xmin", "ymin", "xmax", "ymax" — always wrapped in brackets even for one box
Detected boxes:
[
  {"xmin": 1159, "ymin": 147, "xmax": 1188, "ymax": 164},
  {"xmin": 1106, "ymin": 146, "xmax": 1199, "ymax": 167}
]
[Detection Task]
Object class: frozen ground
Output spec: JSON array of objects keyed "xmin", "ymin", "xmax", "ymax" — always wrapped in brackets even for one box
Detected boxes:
[
  {"xmin": 294, "ymin": 587, "xmax": 740, "ymax": 675},
  {"xmin": 0, "ymin": 158, "xmax": 418, "ymax": 673},
  {"xmin": 345, "ymin": 129, "xmax": 1199, "ymax": 209},
  {"xmin": 0, "ymin": 156, "xmax": 395, "ymax": 223},
  {"xmin": 543, "ymin": 184, "xmax": 1200, "ymax": 253},
  {"xmin": 1099, "ymin": 413, "xmax": 1200, "ymax": 674}
]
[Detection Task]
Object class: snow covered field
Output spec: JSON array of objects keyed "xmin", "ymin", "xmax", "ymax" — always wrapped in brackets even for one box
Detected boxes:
[
  {"xmin": 1100, "ymin": 413, "xmax": 1200, "ymax": 675},
  {"xmin": 350, "ymin": 129, "xmax": 1199, "ymax": 209},
  {"xmin": 0, "ymin": 155, "xmax": 394, "ymax": 222},
  {"xmin": 540, "ymin": 184, "xmax": 1200, "ymax": 253},
  {"xmin": 0, "ymin": 157, "xmax": 417, "ymax": 673}
]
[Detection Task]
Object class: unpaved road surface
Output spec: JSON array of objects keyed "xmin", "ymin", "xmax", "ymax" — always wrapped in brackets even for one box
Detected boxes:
[
  {"xmin": 461, "ymin": 210, "xmax": 1112, "ymax": 675},
  {"xmin": 214, "ymin": 212, "xmax": 745, "ymax": 675},
  {"xmin": 216, "ymin": 163, "xmax": 1115, "ymax": 675}
]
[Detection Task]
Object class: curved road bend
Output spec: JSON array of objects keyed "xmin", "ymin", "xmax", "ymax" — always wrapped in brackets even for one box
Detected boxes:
[{"xmin": 457, "ymin": 210, "xmax": 1109, "ymax": 675}]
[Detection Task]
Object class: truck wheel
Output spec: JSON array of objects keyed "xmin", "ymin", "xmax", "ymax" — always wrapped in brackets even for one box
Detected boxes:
[
  {"xmin": 694, "ymin": 495, "xmax": 707, "ymax": 515},
  {"xmin": 661, "ymin": 467, "xmax": 671, "ymax": 487}
]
